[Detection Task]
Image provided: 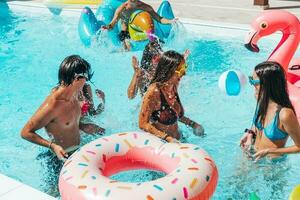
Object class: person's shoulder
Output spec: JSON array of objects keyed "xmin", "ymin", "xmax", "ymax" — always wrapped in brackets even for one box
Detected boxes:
[
  {"xmin": 47, "ymin": 95, "xmax": 62, "ymax": 109},
  {"xmin": 121, "ymin": 2, "xmax": 128, "ymax": 8},
  {"xmin": 47, "ymin": 90, "xmax": 68, "ymax": 108},
  {"xmin": 143, "ymin": 83, "xmax": 160, "ymax": 98},
  {"xmin": 116, "ymin": 3, "xmax": 126, "ymax": 12},
  {"xmin": 147, "ymin": 83, "xmax": 159, "ymax": 92},
  {"xmin": 280, "ymin": 107, "xmax": 296, "ymax": 123},
  {"xmin": 139, "ymin": 1, "xmax": 151, "ymax": 9}
]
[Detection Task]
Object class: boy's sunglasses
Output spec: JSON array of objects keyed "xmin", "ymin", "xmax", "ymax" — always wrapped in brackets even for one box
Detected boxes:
[
  {"xmin": 248, "ymin": 76, "xmax": 260, "ymax": 86},
  {"xmin": 75, "ymin": 72, "xmax": 93, "ymax": 81}
]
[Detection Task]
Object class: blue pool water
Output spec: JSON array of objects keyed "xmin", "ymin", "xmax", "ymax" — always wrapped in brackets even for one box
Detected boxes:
[{"xmin": 1, "ymin": 4, "xmax": 300, "ymax": 200}]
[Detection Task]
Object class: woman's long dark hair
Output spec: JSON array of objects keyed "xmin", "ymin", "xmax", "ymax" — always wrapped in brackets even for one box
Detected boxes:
[
  {"xmin": 140, "ymin": 39, "xmax": 162, "ymax": 71},
  {"xmin": 150, "ymin": 50, "xmax": 184, "ymax": 84},
  {"xmin": 254, "ymin": 61, "xmax": 294, "ymax": 126}
]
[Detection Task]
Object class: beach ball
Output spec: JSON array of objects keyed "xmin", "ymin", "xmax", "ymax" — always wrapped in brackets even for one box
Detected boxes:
[
  {"xmin": 128, "ymin": 10, "xmax": 154, "ymax": 41},
  {"xmin": 218, "ymin": 70, "xmax": 247, "ymax": 96}
]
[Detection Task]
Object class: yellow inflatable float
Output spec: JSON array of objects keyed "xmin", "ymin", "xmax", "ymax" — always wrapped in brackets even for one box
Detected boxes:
[
  {"xmin": 44, "ymin": 0, "xmax": 102, "ymax": 5},
  {"xmin": 290, "ymin": 185, "xmax": 300, "ymax": 200},
  {"xmin": 128, "ymin": 10, "xmax": 154, "ymax": 41}
]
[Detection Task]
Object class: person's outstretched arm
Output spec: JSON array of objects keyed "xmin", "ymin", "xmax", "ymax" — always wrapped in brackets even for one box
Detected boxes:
[
  {"xmin": 103, "ymin": 4, "xmax": 125, "ymax": 30},
  {"xmin": 128, "ymin": 56, "xmax": 141, "ymax": 99},
  {"xmin": 143, "ymin": 3, "xmax": 175, "ymax": 24},
  {"xmin": 79, "ymin": 122, "xmax": 105, "ymax": 134},
  {"xmin": 179, "ymin": 116, "xmax": 204, "ymax": 136}
]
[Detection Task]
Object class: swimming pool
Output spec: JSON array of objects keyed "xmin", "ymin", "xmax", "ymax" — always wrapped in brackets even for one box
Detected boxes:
[{"xmin": 1, "ymin": 2, "xmax": 300, "ymax": 199}]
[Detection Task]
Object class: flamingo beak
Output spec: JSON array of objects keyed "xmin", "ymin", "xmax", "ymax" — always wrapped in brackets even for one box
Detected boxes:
[{"xmin": 244, "ymin": 29, "xmax": 260, "ymax": 53}]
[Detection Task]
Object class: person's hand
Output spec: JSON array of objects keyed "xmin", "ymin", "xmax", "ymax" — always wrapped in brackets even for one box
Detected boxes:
[
  {"xmin": 166, "ymin": 136, "xmax": 180, "ymax": 143},
  {"xmin": 101, "ymin": 25, "xmax": 108, "ymax": 30},
  {"xmin": 132, "ymin": 56, "xmax": 139, "ymax": 71},
  {"xmin": 96, "ymin": 126, "xmax": 105, "ymax": 134},
  {"xmin": 183, "ymin": 49, "xmax": 191, "ymax": 60},
  {"xmin": 95, "ymin": 89, "xmax": 105, "ymax": 101},
  {"xmin": 193, "ymin": 123, "xmax": 205, "ymax": 136},
  {"xmin": 253, "ymin": 148, "xmax": 274, "ymax": 162},
  {"xmin": 132, "ymin": 56, "xmax": 142, "ymax": 76},
  {"xmin": 51, "ymin": 143, "xmax": 68, "ymax": 161},
  {"xmin": 240, "ymin": 132, "xmax": 253, "ymax": 151},
  {"xmin": 171, "ymin": 18, "xmax": 179, "ymax": 24},
  {"xmin": 101, "ymin": 24, "xmax": 112, "ymax": 30}
]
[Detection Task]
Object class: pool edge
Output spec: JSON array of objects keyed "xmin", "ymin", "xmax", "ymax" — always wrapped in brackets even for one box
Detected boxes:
[{"xmin": 0, "ymin": 173, "xmax": 56, "ymax": 199}]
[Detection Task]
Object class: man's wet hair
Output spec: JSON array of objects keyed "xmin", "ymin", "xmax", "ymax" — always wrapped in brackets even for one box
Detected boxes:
[{"xmin": 58, "ymin": 55, "xmax": 93, "ymax": 86}]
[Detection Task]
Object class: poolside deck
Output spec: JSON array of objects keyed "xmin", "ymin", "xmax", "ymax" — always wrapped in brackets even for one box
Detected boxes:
[
  {"xmin": 6, "ymin": 0, "xmax": 300, "ymax": 24},
  {"xmin": 144, "ymin": 0, "xmax": 300, "ymax": 24},
  {"xmin": 0, "ymin": 174, "xmax": 55, "ymax": 200}
]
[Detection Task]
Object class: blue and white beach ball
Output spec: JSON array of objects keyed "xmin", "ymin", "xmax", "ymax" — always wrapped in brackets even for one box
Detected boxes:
[{"xmin": 218, "ymin": 70, "xmax": 247, "ymax": 96}]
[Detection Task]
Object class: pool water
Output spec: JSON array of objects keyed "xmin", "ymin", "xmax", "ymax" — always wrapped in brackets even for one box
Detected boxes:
[
  {"xmin": 110, "ymin": 170, "xmax": 166, "ymax": 183},
  {"xmin": 1, "ymin": 4, "xmax": 300, "ymax": 200}
]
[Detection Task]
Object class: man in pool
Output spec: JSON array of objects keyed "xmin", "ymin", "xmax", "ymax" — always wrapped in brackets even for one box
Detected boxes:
[
  {"xmin": 21, "ymin": 55, "xmax": 105, "ymax": 161},
  {"xmin": 102, "ymin": 0, "xmax": 176, "ymax": 50}
]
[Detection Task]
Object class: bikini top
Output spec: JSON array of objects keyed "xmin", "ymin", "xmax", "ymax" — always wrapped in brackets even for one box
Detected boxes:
[
  {"xmin": 253, "ymin": 107, "xmax": 288, "ymax": 141},
  {"xmin": 151, "ymin": 88, "xmax": 184, "ymax": 125}
]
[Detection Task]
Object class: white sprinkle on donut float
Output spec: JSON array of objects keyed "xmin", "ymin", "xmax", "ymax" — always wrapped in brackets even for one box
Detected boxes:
[{"xmin": 59, "ymin": 131, "xmax": 218, "ymax": 200}]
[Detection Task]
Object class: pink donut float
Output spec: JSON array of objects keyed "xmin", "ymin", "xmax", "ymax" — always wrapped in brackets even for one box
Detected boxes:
[{"xmin": 59, "ymin": 131, "xmax": 218, "ymax": 200}]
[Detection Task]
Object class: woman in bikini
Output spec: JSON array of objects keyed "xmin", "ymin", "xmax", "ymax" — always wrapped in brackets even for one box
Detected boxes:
[
  {"xmin": 240, "ymin": 61, "xmax": 300, "ymax": 161},
  {"xmin": 139, "ymin": 50, "xmax": 204, "ymax": 143}
]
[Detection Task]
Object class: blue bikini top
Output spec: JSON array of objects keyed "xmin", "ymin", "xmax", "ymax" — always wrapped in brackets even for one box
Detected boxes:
[{"xmin": 253, "ymin": 107, "xmax": 288, "ymax": 141}]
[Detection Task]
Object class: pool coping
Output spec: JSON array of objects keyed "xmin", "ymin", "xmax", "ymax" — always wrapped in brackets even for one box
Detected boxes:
[
  {"xmin": 0, "ymin": 173, "xmax": 56, "ymax": 199},
  {"xmin": 5, "ymin": 0, "xmax": 251, "ymax": 31}
]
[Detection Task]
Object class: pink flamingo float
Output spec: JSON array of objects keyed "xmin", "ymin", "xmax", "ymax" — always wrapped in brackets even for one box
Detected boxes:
[{"xmin": 244, "ymin": 10, "xmax": 300, "ymax": 123}]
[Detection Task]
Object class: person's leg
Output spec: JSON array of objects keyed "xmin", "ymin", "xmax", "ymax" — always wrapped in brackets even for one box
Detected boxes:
[
  {"xmin": 254, "ymin": 0, "xmax": 269, "ymax": 9},
  {"xmin": 119, "ymin": 22, "xmax": 131, "ymax": 51}
]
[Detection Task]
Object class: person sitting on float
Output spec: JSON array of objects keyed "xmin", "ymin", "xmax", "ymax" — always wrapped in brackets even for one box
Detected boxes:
[
  {"xmin": 102, "ymin": 0, "xmax": 176, "ymax": 50},
  {"xmin": 139, "ymin": 50, "xmax": 204, "ymax": 143}
]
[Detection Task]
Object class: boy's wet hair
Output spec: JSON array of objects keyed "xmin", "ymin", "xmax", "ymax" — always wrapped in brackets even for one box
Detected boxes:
[{"xmin": 58, "ymin": 55, "xmax": 93, "ymax": 86}]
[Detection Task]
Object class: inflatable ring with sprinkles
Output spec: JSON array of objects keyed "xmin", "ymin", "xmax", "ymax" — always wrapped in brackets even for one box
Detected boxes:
[{"xmin": 59, "ymin": 131, "xmax": 218, "ymax": 200}]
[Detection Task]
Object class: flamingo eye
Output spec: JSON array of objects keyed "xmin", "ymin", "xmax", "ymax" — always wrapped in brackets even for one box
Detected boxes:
[{"xmin": 260, "ymin": 22, "xmax": 268, "ymax": 29}]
